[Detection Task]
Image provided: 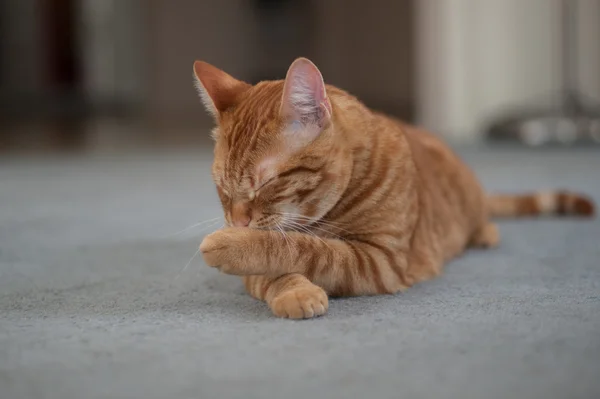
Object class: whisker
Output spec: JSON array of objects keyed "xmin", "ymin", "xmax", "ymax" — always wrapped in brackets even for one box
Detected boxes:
[
  {"xmin": 276, "ymin": 212, "xmax": 353, "ymax": 235},
  {"xmin": 283, "ymin": 222, "xmax": 311, "ymax": 237},
  {"xmin": 194, "ymin": 220, "xmax": 224, "ymax": 236},
  {"xmin": 278, "ymin": 212, "xmax": 349, "ymax": 226},
  {"xmin": 295, "ymin": 219, "xmax": 347, "ymax": 239},
  {"xmin": 306, "ymin": 224, "xmax": 345, "ymax": 241},
  {"xmin": 312, "ymin": 221, "xmax": 353, "ymax": 235},
  {"xmin": 284, "ymin": 220, "xmax": 315, "ymax": 235},
  {"xmin": 174, "ymin": 247, "xmax": 201, "ymax": 280},
  {"xmin": 275, "ymin": 222, "xmax": 294, "ymax": 262},
  {"xmin": 163, "ymin": 217, "xmax": 222, "ymax": 238},
  {"xmin": 276, "ymin": 212, "xmax": 352, "ymax": 231},
  {"xmin": 282, "ymin": 220, "xmax": 332, "ymax": 251}
]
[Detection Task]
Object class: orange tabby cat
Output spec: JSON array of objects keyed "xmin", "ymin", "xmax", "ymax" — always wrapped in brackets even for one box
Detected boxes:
[{"xmin": 194, "ymin": 57, "xmax": 595, "ymax": 319}]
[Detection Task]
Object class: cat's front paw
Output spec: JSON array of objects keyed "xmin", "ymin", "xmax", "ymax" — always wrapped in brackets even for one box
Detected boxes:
[
  {"xmin": 200, "ymin": 228, "xmax": 259, "ymax": 275},
  {"xmin": 270, "ymin": 285, "xmax": 329, "ymax": 319}
]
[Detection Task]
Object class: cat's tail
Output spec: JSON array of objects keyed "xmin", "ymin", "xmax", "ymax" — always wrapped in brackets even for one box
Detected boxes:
[{"xmin": 487, "ymin": 191, "xmax": 595, "ymax": 218}]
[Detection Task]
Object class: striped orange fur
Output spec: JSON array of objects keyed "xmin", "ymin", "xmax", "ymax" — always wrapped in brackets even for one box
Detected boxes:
[{"xmin": 194, "ymin": 58, "xmax": 596, "ymax": 319}]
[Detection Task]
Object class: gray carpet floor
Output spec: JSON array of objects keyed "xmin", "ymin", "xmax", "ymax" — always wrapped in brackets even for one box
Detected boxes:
[{"xmin": 1, "ymin": 145, "xmax": 599, "ymax": 399}]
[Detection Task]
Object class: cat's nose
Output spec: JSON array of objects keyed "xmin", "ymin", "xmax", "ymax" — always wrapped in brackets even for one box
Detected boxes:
[
  {"xmin": 231, "ymin": 202, "xmax": 251, "ymax": 227},
  {"xmin": 233, "ymin": 216, "xmax": 250, "ymax": 227}
]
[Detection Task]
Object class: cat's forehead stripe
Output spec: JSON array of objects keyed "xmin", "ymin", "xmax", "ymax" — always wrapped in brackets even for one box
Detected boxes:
[{"xmin": 222, "ymin": 82, "xmax": 285, "ymax": 182}]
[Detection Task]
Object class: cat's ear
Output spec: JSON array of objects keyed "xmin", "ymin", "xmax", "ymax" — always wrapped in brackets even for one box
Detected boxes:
[
  {"xmin": 280, "ymin": 58, "xmax": 332, "ymax": 142},
  {"xmin": 193, "ymin": 61, "xmax": 250, "ymax": 117}
]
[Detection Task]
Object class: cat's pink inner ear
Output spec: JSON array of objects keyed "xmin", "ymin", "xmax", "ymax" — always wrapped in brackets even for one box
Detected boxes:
[
  {"xmin": 280, "ymin": 58, "xmax": 331, "ymax": 129},
  {"xmin": 193, "ymin": 61, "xmax": 250, "ymax": 116}
]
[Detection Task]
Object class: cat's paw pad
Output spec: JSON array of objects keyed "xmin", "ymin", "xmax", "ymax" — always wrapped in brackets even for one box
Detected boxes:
[{"xmin": 270, "ymin": 285, "xmax": 328, "ymax": 319}]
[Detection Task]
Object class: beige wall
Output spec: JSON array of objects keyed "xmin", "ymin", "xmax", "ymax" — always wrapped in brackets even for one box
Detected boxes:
[
  {"xmin": 577, "ymin": 0, "xmax": 600, "ymax": 104},
  {"xmin": 415, "ymin": 0, "xmax": 600, "ymax": 140}
]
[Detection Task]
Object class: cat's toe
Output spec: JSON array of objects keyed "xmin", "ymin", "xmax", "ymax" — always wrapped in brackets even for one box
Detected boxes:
[
  {"xmin": 199, "ymin": 236, "xmax": 225, "ymax": 267},
  {"xmin": 270, "ymin": 286, "xmax": 329, "ymax": 319},
  {"xmin": 200, "ymin": 229, "xmax": 238, "ymax": 268}
]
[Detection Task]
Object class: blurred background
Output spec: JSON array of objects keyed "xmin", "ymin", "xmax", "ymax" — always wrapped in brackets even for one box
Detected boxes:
[
  {"xmin": 2, "ymin": 4, "xmax": 600, "ymax": 398},
  {"xmin": 1, "ymin": 0, "xmax": 600, "ymax": 153}
]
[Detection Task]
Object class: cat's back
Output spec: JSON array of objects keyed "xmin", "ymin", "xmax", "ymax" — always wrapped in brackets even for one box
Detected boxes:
[{"xmin": 400, "ymin": 122, "xmax": 488, "ymax": 258}]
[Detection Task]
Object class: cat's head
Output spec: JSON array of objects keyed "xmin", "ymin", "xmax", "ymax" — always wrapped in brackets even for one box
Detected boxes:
[{"xmin": 193, "ymin": 58, "xmax": 349, "ymax": 230}]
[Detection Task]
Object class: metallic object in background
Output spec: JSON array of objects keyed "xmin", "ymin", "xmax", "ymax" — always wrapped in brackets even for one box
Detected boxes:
[{"xmin": 486, "ymin": 0, "xmax": 600, "ymax": 147}]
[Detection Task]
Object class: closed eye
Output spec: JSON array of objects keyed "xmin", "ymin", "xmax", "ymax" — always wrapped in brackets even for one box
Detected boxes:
[
  {"xmin": 255, "ymin": 166, "xmax": 320, "ymax": 193},
  {"xmin": 256, "ymin": 176, "xmax": 277, "ymax": 192},
  {"xmin": 277, "ymin": 165, "xmax": 320, "ymax": 179}
]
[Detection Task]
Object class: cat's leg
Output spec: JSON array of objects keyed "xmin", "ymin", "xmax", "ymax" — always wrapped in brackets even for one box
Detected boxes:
[
  {"xmin": 243, "ymin": 274, "xmax": 328, "ymax": 319},
  {"xmin": 469, "ymin": 222, "xmax": 500, "ymax": 248},
  {"xmin": 202, "ymin": 227, "xmax": 414, "ymax": 296}
]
